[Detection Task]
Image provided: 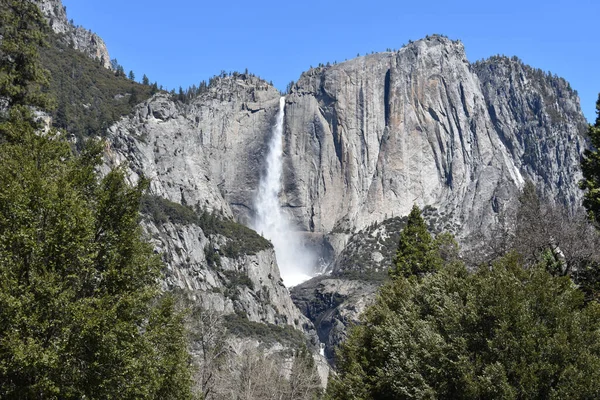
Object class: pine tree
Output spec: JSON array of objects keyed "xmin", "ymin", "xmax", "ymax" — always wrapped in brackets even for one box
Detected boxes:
[
  {"xmin": 327, "ymin": 256, "xmax": 600, "ymax": 399},
  {"xmin": 581, "ymin": 94, "xmax": 600, "ymax": 226},
  {"xmin": 0, "ymin": 3, "xmax": 194, "ymax": 398},
  {"xmin": 0, "ymin": 0, "xmax": 51, "ymax": 112},
  {"xmin": 390, "ymin": 204, "xmax": 441, "ymax": 278}
]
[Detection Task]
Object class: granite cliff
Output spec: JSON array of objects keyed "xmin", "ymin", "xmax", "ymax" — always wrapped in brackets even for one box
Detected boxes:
[
  {"xmin": 285, "ymin": 36, "xmax": 587, "ymax": 360},
  {"xmin": 283, "ymin": 36, "xmax": 585, "ymax": 245},
  {"xmin": 102, "ymin": 37, "xmax": 588, "ymax": 362},
  {"xmin": 34, "ymin": 0, "xmax": 111, "ymax": 68},
  {"xmin": 102, "ymin": 77, "xmax": 319, "ymax": 336},
  {"xmin": 31, "ymin": 0, "xmax": 590, "ymax": 368}
]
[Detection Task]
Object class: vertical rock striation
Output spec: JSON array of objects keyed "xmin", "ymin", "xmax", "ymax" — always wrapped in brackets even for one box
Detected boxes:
[
  {"xmin": 473, "ymin": 55, "xmax": 587, "ymax": 208},
  {"xmin": 105, "ymin": 76, "xmax": 281, "ymax": 223},
  {"xmin": 283, "ymin": 36, "xmax": 586, "ymax": 245}
]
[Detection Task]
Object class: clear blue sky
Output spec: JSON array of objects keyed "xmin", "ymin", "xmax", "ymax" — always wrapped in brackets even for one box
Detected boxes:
[{"xmin": 62, "ymin": 0, "xmax": 599, "ymax": 122}]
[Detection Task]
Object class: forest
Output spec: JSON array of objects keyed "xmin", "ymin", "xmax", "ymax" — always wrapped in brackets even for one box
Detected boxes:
[{"xmin": 2, "ymin": 1, "xmax": 600, "ymax": 399}]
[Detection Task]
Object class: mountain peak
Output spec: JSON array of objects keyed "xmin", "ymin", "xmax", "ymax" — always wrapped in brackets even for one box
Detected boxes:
[{"xmin": 33, "ymin": 0, "xmax": 111, "ymax": 69}]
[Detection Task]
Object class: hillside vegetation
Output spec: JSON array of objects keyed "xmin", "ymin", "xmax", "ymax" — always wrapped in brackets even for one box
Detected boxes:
[{"xmin": 39, "ymin": 32, "xmax": 155, "ymax": 145}]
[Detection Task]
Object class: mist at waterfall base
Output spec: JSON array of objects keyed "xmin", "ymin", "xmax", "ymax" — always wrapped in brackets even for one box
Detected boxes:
[{"xmin": 252, "ymin": 97, "xmax": 316, "ymax": 287}]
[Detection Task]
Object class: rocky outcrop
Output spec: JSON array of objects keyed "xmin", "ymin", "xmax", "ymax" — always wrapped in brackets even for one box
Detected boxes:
[
  {"xmin": 34, "ymin": 0, "xmax": 111, "ymax": 68},
  {"xmin": 143, "ymin": 218, "xmax": 313, "ymax": 331},
  {"xmin": 100, "ymin": 35, "xmax": 588, "ymax": 367},
  {"xmin": 473, "ymin": 56, "xmax": 587, "ymax": 207},
  {"xmin": 283, "ymin": 36, "xmax": 587, "ymax": 245},
  {"xmin": 105, "ymin": 76, "xmax": 281, "ymax": 224},
  {"xmin": 102, "ymin": 76, "xmax": 320, "ymax": 342},
  {"xmin": 291, "ymin": 277, "xmax": 380, "ymax": 362}
]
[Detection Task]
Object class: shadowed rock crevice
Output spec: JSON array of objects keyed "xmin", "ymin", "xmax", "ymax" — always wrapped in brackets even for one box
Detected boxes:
[{"xmin": 384, "ymin": 69, "xmax": 391, "ymax": 127}]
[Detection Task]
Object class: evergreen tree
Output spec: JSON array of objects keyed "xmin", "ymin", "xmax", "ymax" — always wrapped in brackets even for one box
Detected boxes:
[
  {"xmin": 142, "ymin": 74, "xmax": 150, "ymax": 85},
  {"xmin": 0, "ymin": 3, "xmax": 194, "ymax": 398},
  {"xmin": 327, "ymin": 256, "xmax": 600, "ymax": 399},
  {"xmin": 581, "ymin": 94, "xmax": 600, "ymax": 226},
  {"xmin": 128, "ymin": 70, "xmax": 135, "ymax": 81},
  {"xmin": 116, "ymin": 64, "xmax": 125, "ymax": 77},
  {"xmin": 129, "ymin": 87, "xmax": 139, "ymax": 105},
  {"xmin": 0, "ymin": 0, "xmax": 51, "ymax": 113},
  {"xmin": 390, "ymin": 204, "xmax": 441, "ymax": 278}
]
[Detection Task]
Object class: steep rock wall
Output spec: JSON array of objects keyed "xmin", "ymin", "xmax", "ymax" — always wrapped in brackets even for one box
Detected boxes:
[
  {"xmin": 105, "ymin": 76, "xmax": 281, "ymax": 222},
  {"xmin": 283, "ymin": 36, "xmax": 586, "ymax": 244},
  {"xmin": 473, "ymin": 56, "xmax": 587, "ymax": 207},
  {"xmin": 102, "ymin": 77, "xmax": 320, "ymax": 338},
  {"xmin": 34, "ymin": 0, "xmax": 111, "ymax": 68},
  {"xmin": 143, "ymin": 219, "xmax": 313, "ymax": 331}
]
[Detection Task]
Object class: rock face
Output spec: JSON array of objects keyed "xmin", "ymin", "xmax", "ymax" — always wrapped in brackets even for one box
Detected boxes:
[
  {"xmin": 292, "ymin": 278, "xmax": 380, "ymax": 361},
  {"xmin": 473, "ymin": 56, "xmax": 587, "ymax": 206},
  {"xmin": 283, "ymin": 36, "xmax": 588, "ymax": 362},
  {"xmin": 105, "ymin": 76, "xmax": 281, "ymax": 223},
  {"xmin": 283, "ymin": 36, "xmax": 586, "ymax": 245},
  {"xmin": 142, "ymin": 218, "xmax": 313, "ymax": 330},
  {"xmin": 34, "ymin": 0, "xmax": 111, "ymax": 68},
  {"xmin": 102, "ymin": 76, "xmax": 318, "ymax": 338},
  {"xmin": 99, "ymin": 35, "xmax": 587, "ymax": 366}
]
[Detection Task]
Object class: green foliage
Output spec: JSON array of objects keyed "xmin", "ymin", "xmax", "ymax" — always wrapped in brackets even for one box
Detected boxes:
[
  {"xmin": 0, "ymin": 138, "xmax": 194, "ymax": 398},
  {"xmin": 576, "ymin": 267, "xmax": 600, "ymax": 305},
  {"xmin": 39, "ymin": 33, "xmax": 154, "ymax": 145},
  {"xmin": 0, "ymin": 5, "xmax": 194, "ymax": 398},
  {"xmin": 327, "ymin": 256, "xmax": 600, "ymax": 399},
  {"xmin": 140, "ymin": 194, "xmax": 272, "ymax": 258},
  {"xmin": 223, "ymin": 269, "xmax": 255, "ymax": 291},
  {"xmin": 391, "ymin": 205, "xmax": 442, "ymax": 279},
  {"xmin": 204, "ymin": 243, "xmax": 221, "ymax": 268},
  {"xmin": 141, "ymin": 194, "xmax": 199, "ymax": 225},
  {"xmin": 223, "ymin": 314, "xmax": 308, "ymax": 348},
  {"xmin": 581, "ymin": 94, "xmax": 600, "ymax": 227},
  {"xmin": 0, "ymin": 0, "xmax": 52, "ymax": 112}
]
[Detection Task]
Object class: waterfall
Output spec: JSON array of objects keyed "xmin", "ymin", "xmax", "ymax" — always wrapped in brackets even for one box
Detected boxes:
[{"xmin": 253, "ymin": 97, "xmax": 315, "ymax": 287}]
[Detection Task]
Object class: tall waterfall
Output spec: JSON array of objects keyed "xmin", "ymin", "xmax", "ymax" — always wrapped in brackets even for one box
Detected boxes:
[{"xmin": 253, "ymin": 97, "xmax": 315, "ymax": 287}]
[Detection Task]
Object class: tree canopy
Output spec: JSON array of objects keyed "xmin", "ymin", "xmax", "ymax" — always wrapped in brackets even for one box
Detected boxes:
[
  {"xmin": 0, "ymin": 2, "xmax": 194, "ymax": 398},
  {"xmin": 327, "ymin": 205, "xmax": 600, "ymax": 399},
  {"xmin": 328, "ymin": 255, "xmax": 600, "ymax": 399},
  {"xmin": 390, "ymin": 205, "xmax": 443, "ymax": 279},
  {"xmin": 581, "ymin": 94, "xmax": 600, "ymax": 227},
  {"xmin": 0, "ymin": 0, "xmax": 51, "ymax": 112}
]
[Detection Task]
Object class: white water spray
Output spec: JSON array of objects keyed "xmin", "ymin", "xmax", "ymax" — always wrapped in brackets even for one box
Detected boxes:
[{"xmin": 253, "ymin": 97, "xmax": 315, "ymax": 287}]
